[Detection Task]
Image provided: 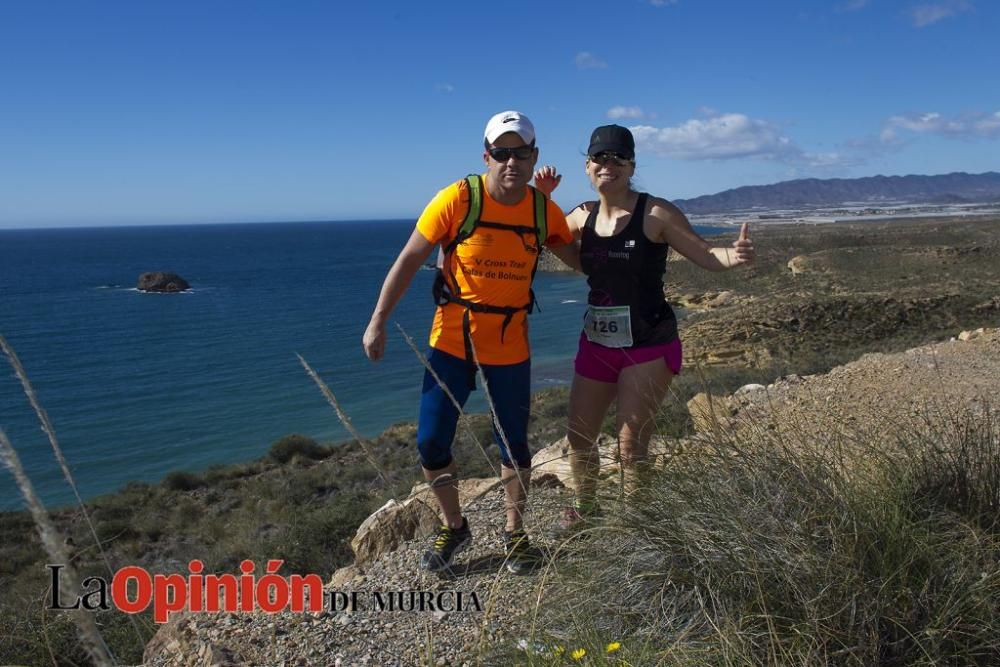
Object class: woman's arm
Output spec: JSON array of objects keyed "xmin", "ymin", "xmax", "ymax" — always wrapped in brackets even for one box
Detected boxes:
[{"xmin": 648, "ymin": 197, "xmax": 754, "ymax": 271}]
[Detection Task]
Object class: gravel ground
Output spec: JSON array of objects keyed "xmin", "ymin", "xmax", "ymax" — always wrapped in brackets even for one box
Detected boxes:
[
  {"xmin": 142, "ymin": 484, "xmax": 577, "ymax": 667},
  {"xmin": 729, "ymin": 327, "xmax": 1000, "ymax": 449}
]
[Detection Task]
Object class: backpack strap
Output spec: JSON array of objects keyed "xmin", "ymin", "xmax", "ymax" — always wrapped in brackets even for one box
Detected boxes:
[
  {"xmin": 443, "ymin": 174, "xmax": 483, "ymax": 255},
  {"xmin": 533, "ymin": 186, "xmax": 548, "ymax": 248}
]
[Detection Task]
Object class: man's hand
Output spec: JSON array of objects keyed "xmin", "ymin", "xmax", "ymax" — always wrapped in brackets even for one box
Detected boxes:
[
  {"xmin": 732, "ymin": 222, "xmax": 755, "ymax": 266},
  {"xmin": 533, "ymin": 165, "xmax": 561, "ymax": 197},
  {"xmin": 362, "ymin": 319, "xmax": 386, "ymax": 361}
]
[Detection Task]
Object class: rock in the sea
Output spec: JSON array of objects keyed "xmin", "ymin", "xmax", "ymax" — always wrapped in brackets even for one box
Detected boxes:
[{"xmin": 137, "ymin": 271, "xmax": 190, "ymax": 293}]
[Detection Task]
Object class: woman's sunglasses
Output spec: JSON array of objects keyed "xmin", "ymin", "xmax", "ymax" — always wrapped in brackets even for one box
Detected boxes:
[
  {"xmin": 589, "ymin": 152, "xmax": 633, "ymax": 167},
  {"xmin": 487, "ymin": 145, "xmax": 535, "ymax": 161}
]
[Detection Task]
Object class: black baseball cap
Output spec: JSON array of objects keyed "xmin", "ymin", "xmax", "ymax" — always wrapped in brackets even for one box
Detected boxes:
[{"xmin": 588, "ymin": 124, "xmax": 635, "ymax": 160}]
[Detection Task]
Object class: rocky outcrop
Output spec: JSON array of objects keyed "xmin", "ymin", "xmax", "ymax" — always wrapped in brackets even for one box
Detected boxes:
[
  {"xmin": 138, "ymin": 271, "xmax": 190, "ymax": 293},
  {"xmin": 345, "ymin": 477, "xmax": 499, "ymax": 569}
]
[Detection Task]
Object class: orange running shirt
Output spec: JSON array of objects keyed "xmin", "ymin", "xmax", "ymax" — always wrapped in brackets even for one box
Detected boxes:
[{"xmin": 416, "ymin": 175, "xmax": 573, "ymax": 365}]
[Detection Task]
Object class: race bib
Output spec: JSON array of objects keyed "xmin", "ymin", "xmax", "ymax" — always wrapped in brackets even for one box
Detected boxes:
[{"xmin": 583, "ymin": 305, "xmax": 633, "ymax": 348}]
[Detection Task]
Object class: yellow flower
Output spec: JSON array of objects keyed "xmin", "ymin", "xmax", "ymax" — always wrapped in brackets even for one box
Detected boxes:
[
  {"xmin": 553, "ymin": 645, "xmax": 565, "ymax": 657},
  {"xmin": 571, "ymin": 648, "xmax": 587, "ymax": 661},
  {"xmin": 606, "ymin": 641, "xmax": 622, "ymax": 653}
]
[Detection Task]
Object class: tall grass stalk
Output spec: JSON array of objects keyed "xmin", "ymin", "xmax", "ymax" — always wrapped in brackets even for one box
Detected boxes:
[
  {"xmin": 466, "ymin": 329, "xmax": 535, "ymax": 514},
  {"xmin": 0, "ymin": 429, "xmax": 115, "ymax": 666},
  {"xmin": 296, "ymin": 353, "xmax": 389, "ymax": 485},
  {"xmin": 1, "ymin": 333, "xmax": 148, "ymax": 644}
]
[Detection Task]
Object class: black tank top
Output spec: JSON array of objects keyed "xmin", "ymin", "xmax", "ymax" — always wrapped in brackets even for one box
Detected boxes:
[{"xmin": 579, "ymin": 193, "xmax": 678, "ymax": 347}]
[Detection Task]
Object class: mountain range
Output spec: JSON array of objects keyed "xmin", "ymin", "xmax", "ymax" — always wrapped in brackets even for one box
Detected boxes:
[{"xmin": 674, "ymin": 171, "xmax": 1000, "ymax": 214}]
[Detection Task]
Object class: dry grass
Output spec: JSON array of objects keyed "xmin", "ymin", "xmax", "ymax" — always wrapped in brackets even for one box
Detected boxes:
[{"xmin": 523, "ymin": 401, "xmax": 1000, "ymax": 666}]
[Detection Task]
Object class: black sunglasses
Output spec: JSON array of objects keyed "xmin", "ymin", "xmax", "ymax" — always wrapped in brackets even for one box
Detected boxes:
[
  {"xmin": 589, "ymin": 152, "xmax": 633, "ymax": 166},
  {"xmin": 487, "ymin": 145, "xmax": 535, "ymax": 161}
]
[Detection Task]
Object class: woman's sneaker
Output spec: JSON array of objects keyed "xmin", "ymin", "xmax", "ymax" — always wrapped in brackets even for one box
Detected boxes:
[
  {"xmin": 502, "ymin": 529, "xmax": 544, "ymax": 575},
  {"xmin": 420, "ymin": 518, "xmax": 472, "ymax": 572}
]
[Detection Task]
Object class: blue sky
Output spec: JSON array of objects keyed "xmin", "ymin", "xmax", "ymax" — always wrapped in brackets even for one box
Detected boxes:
[{"xmin": 1, "ymin": 0, "xmax": 997, "ymax": 228}]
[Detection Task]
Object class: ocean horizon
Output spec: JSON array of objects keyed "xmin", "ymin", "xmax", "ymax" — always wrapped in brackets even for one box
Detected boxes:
[{"xmin": 0, "ymin": 218, "xmax": 722, "ymax": 510}]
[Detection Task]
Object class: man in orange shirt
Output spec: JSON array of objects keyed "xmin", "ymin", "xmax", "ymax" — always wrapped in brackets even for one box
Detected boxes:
[{"xmin": 363, "ymin": 111, "xmax": 577, "ymax": 574}]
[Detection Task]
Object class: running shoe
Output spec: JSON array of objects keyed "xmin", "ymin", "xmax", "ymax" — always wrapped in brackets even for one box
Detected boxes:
[
  {"xmin": 502, "ymin": 529, "xmax": 544, "ymax": 575},
  {"xmin": 420, "ymin": 518, "xmax": 472, "ymax": 572}
]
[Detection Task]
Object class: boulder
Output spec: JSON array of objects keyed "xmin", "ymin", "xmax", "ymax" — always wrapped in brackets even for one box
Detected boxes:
[
  {"xmin": 138, "ymin": 271, "xmax": 190, "ymax": 293},
  {"xmin": 686, "ymin": 392, "xmax": 737, "ymax": 433},
  {"xmin": 350, "ymin": 498, "xmax": 439, "ymax": 567},
  {"xmin": 787, "ymin": 256, "xmax": 809, "ymax": 275},
  {"xmin": 349, "ymin": 478, "xmax": 499, "ymax": 566},
  {"xmin": 734, "ymin": 383, "xmax": 767, "ymax": 398},
  {"xmin": 958, "ymin": 327, "xmax": 987, "ymax": 341}
]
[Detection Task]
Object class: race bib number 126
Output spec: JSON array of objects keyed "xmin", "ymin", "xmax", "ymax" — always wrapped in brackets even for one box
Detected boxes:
[{"xmin": 583, "ymin": 305, "xmax": 633, "ymax": 348}]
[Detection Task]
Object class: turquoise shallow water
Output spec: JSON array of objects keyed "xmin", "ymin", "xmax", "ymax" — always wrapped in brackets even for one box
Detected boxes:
[{"xmin": 0, "ymin": 219, "xmax": 719, "ymax": 509}]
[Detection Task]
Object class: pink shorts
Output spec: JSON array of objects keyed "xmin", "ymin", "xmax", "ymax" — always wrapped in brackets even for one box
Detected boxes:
[{"xmin": 574, "ymin": 332, "xmax": 683, "ymax": 384}]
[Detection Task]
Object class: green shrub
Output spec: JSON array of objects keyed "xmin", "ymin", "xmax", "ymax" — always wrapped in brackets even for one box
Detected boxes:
[
  {"xmin": 162, "ymin": 470, "xmax": 205, "ymax": 491},
  {"xmin": 268, "ymin": 433, "xmax": 329, "ymax": 463}
]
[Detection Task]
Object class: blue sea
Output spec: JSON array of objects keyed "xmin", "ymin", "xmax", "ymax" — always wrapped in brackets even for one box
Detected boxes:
[{"xmin": 0, "ymin": 220, "xmax": 720, "ymax": 510}]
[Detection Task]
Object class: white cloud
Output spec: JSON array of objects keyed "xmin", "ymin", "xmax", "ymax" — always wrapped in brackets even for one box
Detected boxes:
[
  {"xmin": 842, "ymin": 0, "xmax": 869, "ymax": 10},
  {"xmin": 909, "ymin": 0, "xmax": 973, "ymax": 27},
  {"xmin": 434, "ymin": 83, "xmax": 455, "ymax": 93},
  {"xmin": 649, "ymin": 0, "xmax": 678, "ymax": 5},
  {"xmin": 575, "ymin": 51, "xmax": 608, "ymax": 70},
  {"xmin": 631, "ymin": 113, "xmax": 798, "ymax": 161},
  {"xmin": 607, "ymin": 106, "xmax": 646, "ymax": 120},
  {"xmin": 631, "ymin": 112, "xmax": 857, "ymax": 168},
  {"xmin": 881, "ymin": 110, "xmax": 1000, "ymax": 142}
]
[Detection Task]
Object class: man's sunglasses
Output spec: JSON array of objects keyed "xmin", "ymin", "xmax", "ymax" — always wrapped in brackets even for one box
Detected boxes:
[
  {"xmin": 487, "ymin": 145, "xmax": 535, "ymax": 161},
  {"xmin": 589, "ymin": 152, "xmax": 633, "ymax": 167}
]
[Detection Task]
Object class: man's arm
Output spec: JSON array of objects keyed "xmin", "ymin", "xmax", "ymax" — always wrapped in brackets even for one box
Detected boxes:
[{"xmin": 362, "ymin": 229, "xmax": 436, "ymax": 361}]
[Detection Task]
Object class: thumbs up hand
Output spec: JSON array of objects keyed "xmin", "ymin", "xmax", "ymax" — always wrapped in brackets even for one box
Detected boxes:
[{"xmin": 732, "ymin": 222, "xmax": 755, "ymax": 266}]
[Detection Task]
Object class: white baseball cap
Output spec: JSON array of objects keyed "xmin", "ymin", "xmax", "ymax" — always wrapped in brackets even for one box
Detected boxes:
[{"xmin": 484, "ymin": 110, "xmax": 535, "ymax": 146}]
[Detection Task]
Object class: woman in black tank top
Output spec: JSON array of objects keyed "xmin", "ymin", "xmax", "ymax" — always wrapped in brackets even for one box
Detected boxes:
[{"xmin": 534, "ymin": 124, "xmax": 756, "ymax": 524}]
